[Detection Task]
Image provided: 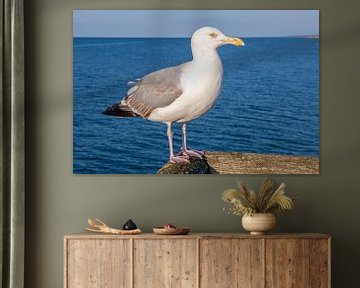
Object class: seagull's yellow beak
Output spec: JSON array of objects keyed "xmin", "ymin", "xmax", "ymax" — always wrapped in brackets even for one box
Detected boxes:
[{"xmin": 221, "ymin": 37, "xmax": 245, "ymax": 47}]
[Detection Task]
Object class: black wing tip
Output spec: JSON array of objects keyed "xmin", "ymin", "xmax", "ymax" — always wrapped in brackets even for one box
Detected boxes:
[
  {"xmin": 102, "ymin": 104, "xmax": 140, "ymax": 118},
  {"xmin": 102, "ymin": 107, "xmax": 117, "ymax": 116}
]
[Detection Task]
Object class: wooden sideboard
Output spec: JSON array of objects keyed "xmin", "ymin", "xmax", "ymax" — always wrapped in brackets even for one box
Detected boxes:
[{"xmin": 64, "ymin": 233, "xmax": 330, "ymax": 288}]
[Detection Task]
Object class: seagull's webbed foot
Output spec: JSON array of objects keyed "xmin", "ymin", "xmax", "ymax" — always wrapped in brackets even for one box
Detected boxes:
[
  {"xmin": 170, "ymin": 155, "xmax": 190, "ymax": 164},
  {"xmin": 182, "ymin": 149, "xmax": 205, "ymax": 159}
]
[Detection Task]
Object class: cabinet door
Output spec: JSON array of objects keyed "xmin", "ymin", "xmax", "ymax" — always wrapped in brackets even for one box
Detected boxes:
[
  {"xmin": 66, "ymin": 239, "xmax": 131, "ymax": 288},
  {"xmin": 200, "ymin": 239, "xmax": 264, "ymax": 288},
  {"xmin": 134, "ymin": 239, "xmax": 198, "ymax": 288},
  {"xmin": 309, "ymin": 239, "xmax": 330, "ymax": 288},
  {"xmin": 266, "ymin": 239, "xmax": 314, "ymax": 288}
]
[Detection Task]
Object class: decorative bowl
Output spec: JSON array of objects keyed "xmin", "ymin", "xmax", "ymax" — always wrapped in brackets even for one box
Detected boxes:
[
  {"xmin": 153, "ymin": 227, "xmax": 190, "ymax": 235},
  {"xmin": 242, "ymin": 213, "xmax": 276, "ymax": 235}
]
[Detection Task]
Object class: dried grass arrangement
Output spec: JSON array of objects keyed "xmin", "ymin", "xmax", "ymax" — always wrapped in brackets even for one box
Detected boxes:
[{"xmin": 222, "ymin": 179, "xmax": 294, "ymax": 216}]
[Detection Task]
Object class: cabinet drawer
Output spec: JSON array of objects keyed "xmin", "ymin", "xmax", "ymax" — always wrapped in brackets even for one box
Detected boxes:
[
  {"xmin": 200, "ymin": 239, "xmax": 264, "ymax": 288},
  {"xmin": 134, "ymin": 239, "xmax": 198, "ymax": 288},
  {"xmin": 265, "ymin": 239, "xmax": 329, "ymax": 288},
  {"xmin": 65, "ymin": 239, "xmax": 131, "ymax": 288}
]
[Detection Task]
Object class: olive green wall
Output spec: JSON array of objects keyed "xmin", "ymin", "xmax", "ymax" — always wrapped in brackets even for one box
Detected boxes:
[{"xmin": 24, "ymin": 0, "xmax": 360, "ymax": 287}]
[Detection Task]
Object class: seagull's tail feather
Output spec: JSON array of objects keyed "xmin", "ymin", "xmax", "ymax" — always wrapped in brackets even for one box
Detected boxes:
[{"xmin": 102, "ymin": 103, "xmax": 140, "ymax": 118}]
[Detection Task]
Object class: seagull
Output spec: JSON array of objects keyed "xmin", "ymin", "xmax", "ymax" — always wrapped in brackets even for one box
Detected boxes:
[{"xmin": 103, "ymin": 27, "xmax": 245, "ymax": 163}]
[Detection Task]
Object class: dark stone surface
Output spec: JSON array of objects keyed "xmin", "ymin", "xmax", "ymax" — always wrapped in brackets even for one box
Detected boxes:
[{"xmin": 157, "ymin": 156, "xmax": 211, "ymax": 174}]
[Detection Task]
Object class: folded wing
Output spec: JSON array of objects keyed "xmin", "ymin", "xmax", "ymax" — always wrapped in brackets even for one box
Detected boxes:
[{"xmin": 103, "ymin": 65, "xmax": 184, "ymax": 118}]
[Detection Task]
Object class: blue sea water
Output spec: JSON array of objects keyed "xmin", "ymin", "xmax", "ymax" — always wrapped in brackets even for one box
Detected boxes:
[{"xmin": 73, "ymin": 37, "xmax": 319, "ymax": 174}]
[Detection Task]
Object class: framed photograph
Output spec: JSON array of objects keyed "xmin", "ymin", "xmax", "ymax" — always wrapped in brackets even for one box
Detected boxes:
[{"xmin": 73, "ymin": 10, "xmax": 319, "ymax": 174}]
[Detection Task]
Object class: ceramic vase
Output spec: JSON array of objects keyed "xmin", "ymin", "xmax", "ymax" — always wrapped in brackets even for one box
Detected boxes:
[{"xmin": 242, "ymin": 213, "xmax": 276, "ymax": 235}]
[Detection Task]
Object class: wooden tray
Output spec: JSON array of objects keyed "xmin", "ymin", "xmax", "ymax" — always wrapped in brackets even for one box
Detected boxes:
[{"xmin": 153, "ymin": 227, "xmax": 190, "ymax": 235}]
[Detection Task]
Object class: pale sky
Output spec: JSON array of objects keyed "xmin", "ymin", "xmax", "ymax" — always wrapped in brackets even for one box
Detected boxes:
[{"xmin": 73, "ymin": 10, "xmax": 319, "ymax": 38}]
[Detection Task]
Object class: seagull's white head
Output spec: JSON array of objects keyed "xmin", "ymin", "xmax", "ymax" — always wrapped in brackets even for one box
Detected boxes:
[{"xmin": 191, "ymin": 27, "xmax": 245, "ymax": 52}]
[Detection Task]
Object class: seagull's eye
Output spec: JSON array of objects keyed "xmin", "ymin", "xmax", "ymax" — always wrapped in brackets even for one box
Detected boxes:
[{"xmin": 209, "ymin": 32, "xmax": 218, "ymax": 38}]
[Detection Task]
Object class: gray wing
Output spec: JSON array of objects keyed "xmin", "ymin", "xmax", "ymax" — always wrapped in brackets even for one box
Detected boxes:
[{"xmin": 123, "ymin": 65, "xmax": 184, "ymax": 118}]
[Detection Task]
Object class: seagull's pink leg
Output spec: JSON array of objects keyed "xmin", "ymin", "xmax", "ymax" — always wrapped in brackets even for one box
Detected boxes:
[
  {"xmin": 181, "ymin": 122, "xmax": 204, "ymax": 158},
  {"xmin": 166, "ymin": 122, "xmax": 189, "ymax": 163}
]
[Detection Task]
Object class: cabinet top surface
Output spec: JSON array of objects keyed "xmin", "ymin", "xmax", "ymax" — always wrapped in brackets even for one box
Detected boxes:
[{"xmin": 64, "ymin": 232, "xmax": 330, "ymax": 240}]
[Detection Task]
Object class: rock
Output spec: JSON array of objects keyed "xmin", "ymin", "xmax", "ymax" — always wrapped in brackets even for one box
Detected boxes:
[
  {"xmin": 205, "ymin": 151, "xmax": 319, "ymax": 174},
  {"xmin": 157, "ymin": 152, "xmax": 319, "ymax": 174},
  {"xmin": 157, "ymin": 156, "xmax": 211, "ymax": 174},
  {"xmin": 123, "ymin": 219, "xmax": 137, "ymax": 230}
]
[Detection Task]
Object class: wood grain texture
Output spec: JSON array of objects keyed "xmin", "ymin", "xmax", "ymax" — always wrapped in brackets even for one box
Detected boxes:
[
  {"xmin": 66, "ymin": 239, "xmax": 131, "ymax": 288},
  {"xmin": 310, "ymin": 239, "xmax": 330, "ymax": 288},
  {"xmin": 200, "ymin": 239, "xmax": 264, "ymax": 288},
  {"xmin": 133, "ymin": 239, "xmax": 197, "ymax": 288},
  {"xmin": 265, "ymin": 239, "xmax": 310, "ymax": 288},
  {"xmin": 64, "ymin": 234, "xmax": 330, "ymax": 288},
  {"xmin": 65, "ymin": 233, "xmax": 330, "ymax": 240}
]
